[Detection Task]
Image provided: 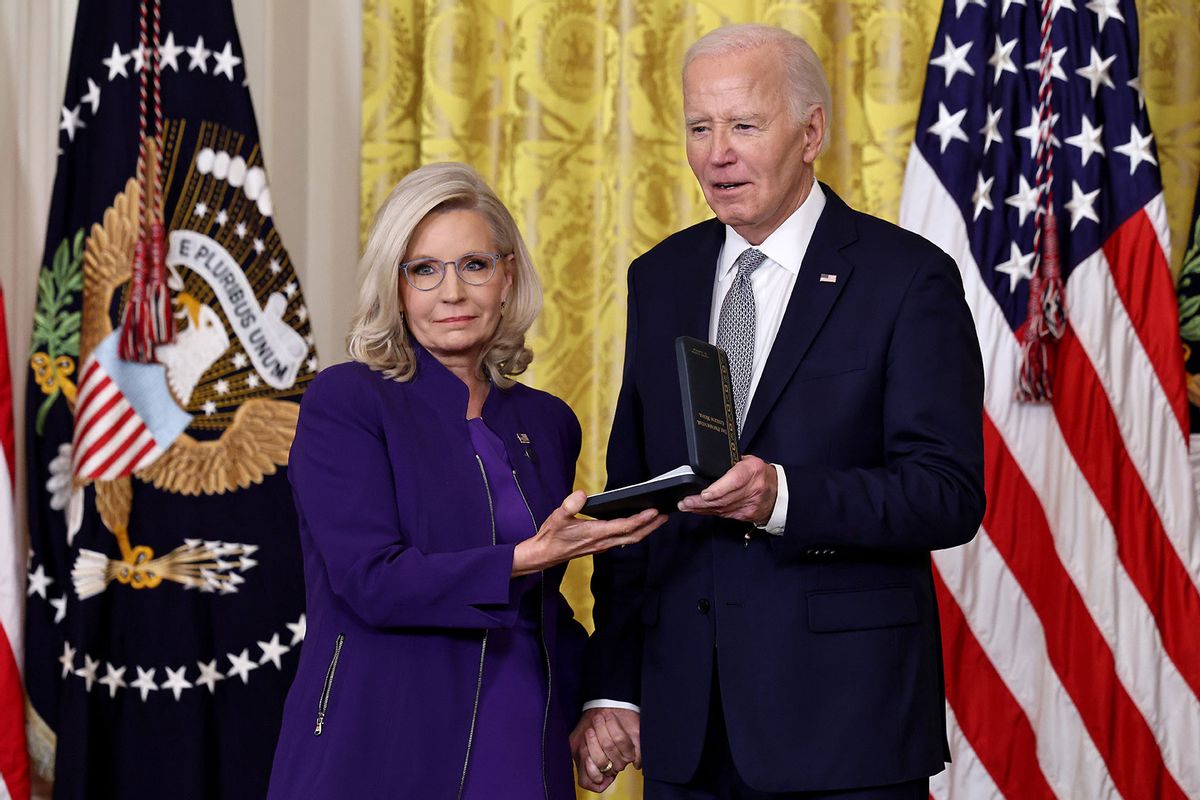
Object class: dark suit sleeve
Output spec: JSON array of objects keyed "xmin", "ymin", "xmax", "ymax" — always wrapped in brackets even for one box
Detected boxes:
[
  {"xmin": 582, "ymin": 265, "xmax": 651, "ymax": 705},
  {"xmin": 775, "ymin": 251, "xmax": 985, "ymax": 556},
  {"xmin": 290, "ymin": 371, "xmax": 521, "ymax": 630}
]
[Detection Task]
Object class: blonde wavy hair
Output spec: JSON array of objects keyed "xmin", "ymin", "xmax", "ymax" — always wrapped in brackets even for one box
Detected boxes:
[{"xmin": 347, "ymin": 162, "xmax": 542, "ymax": 387}]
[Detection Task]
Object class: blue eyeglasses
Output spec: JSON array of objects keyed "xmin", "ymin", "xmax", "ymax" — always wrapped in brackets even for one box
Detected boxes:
[{"xmin": 398, "ymin": 252, "xmax": 508, "ymax": 291}]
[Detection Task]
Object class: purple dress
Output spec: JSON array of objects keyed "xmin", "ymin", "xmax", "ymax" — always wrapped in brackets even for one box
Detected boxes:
[{"xmin": 462, "ymin": 417, "xmax": 574, "ymax": 800}]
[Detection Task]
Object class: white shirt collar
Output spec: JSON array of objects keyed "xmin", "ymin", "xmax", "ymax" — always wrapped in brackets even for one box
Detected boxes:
[{"xmin": 717, "ymin": 180, "xmax": 827, "ymax": 280}]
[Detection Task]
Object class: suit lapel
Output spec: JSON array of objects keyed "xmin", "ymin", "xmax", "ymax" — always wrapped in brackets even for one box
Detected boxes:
[
  {"xmin": 739, "ymin": 187, "xmax": 859, "ymax": 449},
  {"xmin": 677, "ymin": 220, "xmax": 725, "ymax": 342}
]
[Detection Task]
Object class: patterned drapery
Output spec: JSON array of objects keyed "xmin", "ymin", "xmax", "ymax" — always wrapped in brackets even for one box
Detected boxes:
[{"xmin": 360, "ymin": 3, "xmax": 1199, "ymax": 797}]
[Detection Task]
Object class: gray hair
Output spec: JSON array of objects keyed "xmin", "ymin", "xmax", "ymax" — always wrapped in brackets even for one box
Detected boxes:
[
  {"xmin": 683, "ymin": 24, "xmax": 832, "ymax": 154},
  {"xmin": 347, "ymin": 162, "xmax": 542, "ymax": 387}
]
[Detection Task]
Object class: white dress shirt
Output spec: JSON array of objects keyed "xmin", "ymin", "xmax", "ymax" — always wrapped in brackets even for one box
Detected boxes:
[
  {"xmin": 583, "ymin": 182, "xmax": 827, "ymax": 714},
  {"xmin": 709, "ymin": 181, "xmax": 826, "ymax": 535}
]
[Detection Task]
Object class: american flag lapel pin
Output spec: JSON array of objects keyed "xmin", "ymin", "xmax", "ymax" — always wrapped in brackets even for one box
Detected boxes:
[
  {"xmin": 516, "ymin": 433, "xmax": 536, "ymax": 462},
  {"xmin": 819, "ymin": 273, "xmax": 838, "ymax": 283}
]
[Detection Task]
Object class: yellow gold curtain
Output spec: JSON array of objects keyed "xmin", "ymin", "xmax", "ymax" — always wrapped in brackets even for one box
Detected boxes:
[{"xmin": 360, "ymin": 2, "xmax": 1199, "ymax": 797}]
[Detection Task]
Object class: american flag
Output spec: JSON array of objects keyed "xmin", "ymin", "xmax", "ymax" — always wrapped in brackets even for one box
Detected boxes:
[
  {"xmin": 0, "ymin": 283, "xmax": 29, "ymax": 799},
  {"xmin": 898, "ymin": 0, "xmax": 1200, "ymax": 798}
]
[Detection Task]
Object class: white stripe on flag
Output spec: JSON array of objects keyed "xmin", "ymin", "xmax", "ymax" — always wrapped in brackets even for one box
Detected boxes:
[
  {"xmin": 0, "ymin": 443, "xmax": 18, "ymax": 673},
  {"xmin": 936, "ymin": 532, "xmax": 1117, "ymax": 799},
  {"xmin": 73, "ymin": 377, "xmax": 119, "ymax": 434},
  {"xmin": 930, "ymin": 703, "xmax": 1004, "ymax": 800},
  {"xmin": 1147, "ymin": 193, "xmax": 1173, "ymax": 263},
  {"xmin": 94, "ymin": 427, "xmax": 157, "ymax": 482},
  {"xmin": 74, "ymin": 400, "xmax": 137, "ymax": 463},
  {"xmin": 76, "ymin": 408, "xmax": 145, "ymax": 477},
  {"xmin": 72, "ymin": 358, "xmax": 105, "ymax": 411},
  {"xmin": 1068, "ymin": 248, "xmax": 1200, "ymax": 589}
]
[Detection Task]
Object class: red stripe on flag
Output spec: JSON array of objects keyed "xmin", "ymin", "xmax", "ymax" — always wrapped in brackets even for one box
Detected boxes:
[
  {"xmin": 0, "ymin": 630, "xmax": 28, "ymax": 800},
  {"xmin": 1051, "ymin": 328, "xmax": 1200, "ymax": 698},
  {"xmin": 74, "ymin": 376, "xmax": 118, "ymax": 433},
  {"xmin": 982, "ymin": 416, "xmax": 1186, "ymax": 799},
  {"xmin": 1102, "ymin": 209, "xmax": 1189, "ymax": 435},
  {"xmin": 0, "ymin": 296, "xmax": 12, "ymax": 483},
  {"xmin": 72, "ymin": 358, "xmax": 104, "ymax": 413},
  {"xmin": 73, "ymin": 388, "xmax": 125, "ymax": 452},
  {"xmin": 79, "ymin": 356, "xmax": 100, "ymax": 384},
  {"xmin": 0, "ymin": 286, "xmax": 27, "ymax": 798},
  {"xmin": 73, "ymin": 370, "xmax": 110, "ymax": 425},
  {"xmin": 80, "ymin": 410, "xmax": 148, "ymax": 479},
  {"xmin": 98, "ymin": 429, "xmax": 155, "ymax": 481},
  {"xmin": 934, "ymin": 567, "xmax": 1056, "ymax": 800},
  {"xmin": 124, "ymin": 436, "xmax": 159, "ymax": 476},
  {"xmin": 76, "ymin": 404, "xmax": 139, "ymax": 473}
]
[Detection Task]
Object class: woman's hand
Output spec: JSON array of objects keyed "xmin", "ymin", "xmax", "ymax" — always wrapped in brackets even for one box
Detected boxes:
[
  {"xmin": 571, "ymin": 707, "xmax": 641, "ymax": 792},
  {"xmin": 512, "ymin": 491, "xmax": 666, "ymax": 576}
]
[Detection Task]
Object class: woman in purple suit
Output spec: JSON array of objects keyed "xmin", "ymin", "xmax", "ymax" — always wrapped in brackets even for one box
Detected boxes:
[{"xmin": 267, "ymin": 162, "xmax": 664, "ymax": 799}]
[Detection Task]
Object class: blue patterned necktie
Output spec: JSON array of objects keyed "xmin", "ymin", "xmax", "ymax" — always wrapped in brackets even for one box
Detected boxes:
[{"xmin": 717, "ymin": 247, "xmax": 767, "ymax": 432}]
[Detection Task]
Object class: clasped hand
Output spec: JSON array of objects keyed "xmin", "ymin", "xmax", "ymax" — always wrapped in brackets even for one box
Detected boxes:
[{"xmin": 570, "ymin": 707, "xmax": 641, "ymax": 792}]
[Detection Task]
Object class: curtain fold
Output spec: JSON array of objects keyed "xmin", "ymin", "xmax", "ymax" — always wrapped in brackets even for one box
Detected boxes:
[{"xmin": 360, "ymin": 2, "xmax": 1199, "ymax": 798}]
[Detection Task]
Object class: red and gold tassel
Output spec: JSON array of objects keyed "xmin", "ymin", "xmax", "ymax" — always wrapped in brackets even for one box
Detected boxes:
[{"xmin": 118, "ymin": 0, "xmax": 173, "ymax": 362}]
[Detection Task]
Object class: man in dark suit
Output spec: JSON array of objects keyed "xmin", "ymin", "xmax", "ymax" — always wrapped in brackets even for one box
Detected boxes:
[{"xmin": 570, "ymin": 23, "xmax": 985, "ymax": 800}]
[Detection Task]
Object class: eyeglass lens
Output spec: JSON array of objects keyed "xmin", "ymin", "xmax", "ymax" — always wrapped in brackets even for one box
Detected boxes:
[{"xmin": 403, "ymin": 253, "xmax": 498, "ymax": 291}]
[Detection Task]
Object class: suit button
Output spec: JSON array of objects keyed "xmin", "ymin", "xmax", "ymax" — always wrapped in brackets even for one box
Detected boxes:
[{"xmin": 697, "ymin": 598, "xmax": 711, "ymax": 614}]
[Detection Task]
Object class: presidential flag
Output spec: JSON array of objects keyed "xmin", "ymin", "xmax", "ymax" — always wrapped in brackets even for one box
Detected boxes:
[
  {"xmin": 899, "ymin": 0, "xmax": 1200, "ymax": 797},
  {"xmin": 26, "ymin": 1, "xmax": 315, "ymax": 797}
]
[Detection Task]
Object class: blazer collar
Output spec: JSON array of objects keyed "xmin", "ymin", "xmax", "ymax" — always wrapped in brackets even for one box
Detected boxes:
[
  {"xmin": 678, "ymin": 219, "xmax": 727, "ymax": 343},
  {"xmin": 738, "ymin": 183, "xmax": 859, "ymax": 449},
  {"xmin": 409, "ymin": 341, "xmax": 541, "ymax": 470},
  {"xmin": 409, "ymin": 340, "xmax": 512, "ymax": 420}
]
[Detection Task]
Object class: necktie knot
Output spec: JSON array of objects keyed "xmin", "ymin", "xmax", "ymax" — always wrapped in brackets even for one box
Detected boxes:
[{"xmin": 734, "ymin": 248, "xmax": 767, "ymax": 280}]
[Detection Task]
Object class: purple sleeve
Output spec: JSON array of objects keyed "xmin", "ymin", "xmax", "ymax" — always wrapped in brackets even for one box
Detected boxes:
[{"xmin": 289, "ymin": 370, "xmax": 520, "ymax": 630}]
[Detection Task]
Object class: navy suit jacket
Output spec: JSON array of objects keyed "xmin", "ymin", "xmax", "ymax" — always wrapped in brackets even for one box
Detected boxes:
[{"xmin": 584, "ymin": 186, "xmax": 986, "ymax": 793}]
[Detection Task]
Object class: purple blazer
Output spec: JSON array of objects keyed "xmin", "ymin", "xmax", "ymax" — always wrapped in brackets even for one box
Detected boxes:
[{"xmin": 267, "ymin": 345, "xmax": 586, "ymax": 799}]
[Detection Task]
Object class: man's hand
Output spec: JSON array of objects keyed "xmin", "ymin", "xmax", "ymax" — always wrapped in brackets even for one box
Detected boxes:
[
  {"xmin": 677, "ymin": 454, "xmax": 777, "ymax": 525},
  {"xmin": 570, "ymin": 707, "xmax": 641, "ymax": 792}
]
